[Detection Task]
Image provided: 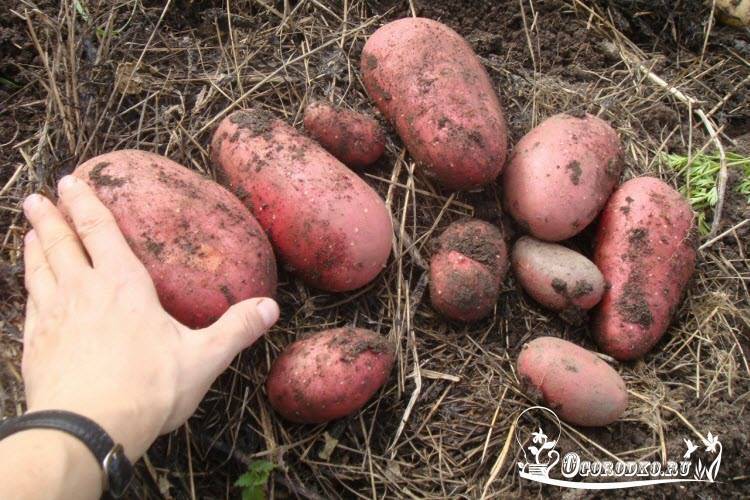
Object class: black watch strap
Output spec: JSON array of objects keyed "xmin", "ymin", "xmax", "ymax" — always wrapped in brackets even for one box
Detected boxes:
[{"xmin": 0, "ymin": 410, "xmax": 134, "ymax": 498}]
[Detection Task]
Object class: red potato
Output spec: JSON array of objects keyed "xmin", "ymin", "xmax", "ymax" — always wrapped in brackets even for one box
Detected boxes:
[
  {"xmin": 303, "ymin": 100, "xmax": 385, "ymax": 168},
  {"xmin": 435, "ymin": 219, "xmax": 508, "ymax": 277},
  {"xmin": 72, "ymin": 150, "xmax": 277, "ymax": 328},
  {"xmin": 511, "ymin": 236, "xmax": 604, "ymax": 323},
  {"xmin": 429, "ymin": 220, "xmax": 508, "ymax": 321},
  {"xmin": 266, "ymin": 327, "xmax": 395, "ymax": 423},
  {"xmin": 517, "ymin": 337, "xmax": 628, "ymax": 426},
  {"xmin": 503, "ymin": 113, "xmax": 622, "ymax": 241},
  {"xmin": 593, "ymin": 177, "xmax": 696, "ymax": 360},
  {"xmin": 430, "ymin": 251, "xmax": 499, "ymax": 322},
  {"xmin": 361, "ymin": 18, "xmax": 508, "ymax": 190},
  {"xmin": 211, "ymin": 109, "xmax": 393, "ymax": 292}
]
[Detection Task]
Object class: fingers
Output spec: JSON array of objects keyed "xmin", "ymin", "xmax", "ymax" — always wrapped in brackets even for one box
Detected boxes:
[
  {"xmin": 57, "ymin": 175, "xmax": 138, "ymax": 270},
  {"xmin": 23, "ymin": 230, "xmax": 57, "ymax": 308},
  {"xmin": 23, "ymin": 192, "xmax": 89, "ymax": 281},
  {"xmin": 192, "ymin": 298, "xmax": 279, "ymax": 374}
]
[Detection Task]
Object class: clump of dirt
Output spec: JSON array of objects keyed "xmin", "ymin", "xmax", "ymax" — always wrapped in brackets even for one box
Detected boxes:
[
  {"xmin": 88, "ymin": 162, "xmax": 126, "ymax": 187},
  {"xmin": 228, "ymin": 109, "xmax": 275, "ymax": 139},
  {"xmin": 434, "ymin": 219, "xmax": 506, "ymax": 273}
]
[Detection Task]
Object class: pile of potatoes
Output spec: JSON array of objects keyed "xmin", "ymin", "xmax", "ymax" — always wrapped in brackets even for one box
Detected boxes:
[{"xmin": 63, "ymin": 16, "xmax": 699, "ymax": 429}]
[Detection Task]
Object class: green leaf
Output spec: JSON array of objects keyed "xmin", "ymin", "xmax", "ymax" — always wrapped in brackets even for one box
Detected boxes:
[
  {"xmin": 0, "ymin": 76, "xmax": 21, "ymax": 88},
  {"xmin": 74, "ymin": 0, "xmax": 90, "ymax": 22},
  {"xmin": 235, "ymin": 460, "xmax": 275, "ymax": 500}
]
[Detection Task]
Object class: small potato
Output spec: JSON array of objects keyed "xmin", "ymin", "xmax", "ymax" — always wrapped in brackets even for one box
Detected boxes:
[
  {"xmin": 266, "ymin": 327, "xmax": 395, "ymax": 423},
  {"xmin": 503, "ymin": 113, "xmax": 622, "ymax": 241},
  {"xmin": 72, "ymin": 150, "xmax": 277, "ymax": 328},
  {"xmin": 211, "ymin": 109, "xmax": 393, "ymax": 292},
  {"xmin": 435, "ymin": 219, "xmax": 508, "ymax": 278},
  {"xmin": 430, "ymin": 251, "xmax": 499, "ymax": 322},
  {"xmin": 593, "ymin": 177, "xmax": 696, "ymax": 360},
  {"xmin": 429, "ymin": 220, "xmax": 508, "ymax": 321},
  {"xmin": 361, "ymin": 18, "xmax": 508, "ymax": 190},
  {"xmin": 716, "ymin": 0, "xmax": 750, "ymax": 27},
  {"xmin": 517, "ymin": 337, "xmax": 628, "ymax": 427},
  {"xmin": 303, "ymin": 100, "xmax": 386, "ymax": 168},
  {"xmin": 511, "ymin": 236, "xmax": 604, "ymax": 323}
]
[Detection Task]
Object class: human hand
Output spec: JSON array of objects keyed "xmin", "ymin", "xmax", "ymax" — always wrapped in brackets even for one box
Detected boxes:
[{"xmin": 21, "ymin": 175, "xmax": 279, "ymax": 460}]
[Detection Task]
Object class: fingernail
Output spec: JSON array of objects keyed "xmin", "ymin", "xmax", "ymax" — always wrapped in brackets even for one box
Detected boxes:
[
  {"xmin": 25, "ymin": 230, "xmax": 36, "ymax": 243},
  {"xmin": 23, "ymin": 194, "xmax": 43, "ymax": 215},
  {"xmin": 58, "ymin": 175, "xmax": 78, "ymax": 192},
  {"xmin": 256, "ymin": 299, "xmax": 280, "ymax": 329}
]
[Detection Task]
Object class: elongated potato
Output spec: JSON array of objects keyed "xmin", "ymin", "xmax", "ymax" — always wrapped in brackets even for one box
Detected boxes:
[
  {"xmin": 72, "ymin": 150, "xmax": 277, "ymax": 328},
  {"xmin": 511, "ymin": 236, "xmax": 604, "ymax": 323},
  {"xmin": 361, "ymin": 18, "xmax": 508, "ymax": 190},
  {"xmin": 303, "ymin": 100, "xmax": 385, "ymax": 168},
  {"xmin": 517, "ymin": 337, "xmax": 628, "ymax": 426},
  {"xmin": 593, "ymin": 177, "xmax": 697, "ymax": 360},
  {"xmin": 503, "ymin": 113, "xmax": 622, "ymax": 241},
  {"xmin": 211, "ymin": 109, "xmax": 393, "ymax": 292},
  {"xmin": 266, "ymin": 327, "xmax": 395, "ymax": 423}
]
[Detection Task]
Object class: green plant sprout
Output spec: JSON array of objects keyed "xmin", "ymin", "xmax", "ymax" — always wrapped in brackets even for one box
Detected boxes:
[
  {"xmin": 74, "ymin": 0, "xmax": 138, "ymax": 38},
  {"xmin": 664, "ymin": 152, "xmax": 750, "ymax": 235},
  {"xmin": 235, "ymin": 460, "xmax": 275, "ymax": 500}
]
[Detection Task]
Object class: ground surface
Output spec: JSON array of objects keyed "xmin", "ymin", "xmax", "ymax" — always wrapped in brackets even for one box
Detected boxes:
[{"xmin": 1, "ymin": 0, "xmax": 749, "ymax": 498}]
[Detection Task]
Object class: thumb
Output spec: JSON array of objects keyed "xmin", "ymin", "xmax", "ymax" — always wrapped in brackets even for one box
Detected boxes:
[{"xmin": 196, "ymin": 297, "xmax": 279, "ymax": 369}]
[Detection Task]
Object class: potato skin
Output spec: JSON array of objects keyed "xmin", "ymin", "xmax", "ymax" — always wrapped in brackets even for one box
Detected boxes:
[
  {"xmin": 503, "ymin": 113, "xmax": 622, "ymax": 241},
  {"xmin": 435, "ymin": 219, "xmax": 508, "ymax": 277},
  {"xmin": 303, "ymin": 101, "xmax": 385, "ymax": 168},
  {"xmin": 517, "ymin": 337, "xmax": 628, "ymax": 426},
  {"xmin": 72, "ymin": 150, "xmax": 277, "ymax": 328},
  {"xmin": 361, "ymin": 18, "xmax": 508, "ymax": 190},
  {"xmin": 593, "ymin": 177, "xmax": 696, "ymax": 360},
  {"xmin": 266, "ymin": 328, "xmax": 395, "ymax": 423},
  {"xmin": 511, "ymin": 236, "xmax": 604, "ymax": 321},
  {"xmin": 430, "ymin": 251, "xmax": 499, "ymax": 322},
  {"xmin": 429, "ymin": 220, "xmax": 508, "ymax": 321},
  {"xmin": 211, "ymin": 110, "xmax": 393, "ymax": 292}
]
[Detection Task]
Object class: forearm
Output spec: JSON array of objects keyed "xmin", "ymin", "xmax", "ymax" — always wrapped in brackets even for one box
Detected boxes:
[{"xmin": 0, "ymin": 429, "xmax": 101, "ymax": 500}]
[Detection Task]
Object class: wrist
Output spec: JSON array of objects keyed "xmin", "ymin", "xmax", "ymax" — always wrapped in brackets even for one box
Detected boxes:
[
  {"xmin": 0, "ymin": 428, "xmax": 102, "ymax": 499},
  {"xmin": 26, "ymin": 398, "xmax": 163, "ymax": 462}
]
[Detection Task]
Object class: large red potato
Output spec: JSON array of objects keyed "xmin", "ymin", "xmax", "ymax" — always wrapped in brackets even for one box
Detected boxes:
[
  {"xmin": 517, "ymin": 337, "xmax": 628, "ymax": 426},
  {"xmin": 211, "ymin": 109, "xmax": 393, "ymax": 292},
  {"xmin": 361, "ymin": 18, "xmax": 508, "ymax": 190},
  {"xmin": 429, "ymin": 220, "xmax": 508, "ymax": 321},
  {"xmin": 511, "ymin": 236, "xmax": 604, "ymax": 323},
  {"xmin": 303, "ymin": 100, "xmax": 385, "ymax": 168},
  {"xmin": 593, "ymin": 177, "xmax": 697, "ymax": 360},
  {"xmin": 503, "ymin": 113, "xmax": 622, "ymax": 241},
  {"xmin": 72, "ymin": 150, "xmax": 277, "ymax": 328},
  {"xmin": 266, "ymin": 327, "xmax": 395, "ymax": 423}
]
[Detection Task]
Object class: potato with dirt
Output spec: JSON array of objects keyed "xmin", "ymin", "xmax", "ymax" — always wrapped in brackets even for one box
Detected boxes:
[
  {"xmin": 517, "ymin": 337, "xmax": 628, "ymax": 426},
  {"xmin": 303, "ymin": 100, "xmax": 386, "ymax": 168},
  {"xmin": 266, "ymin": 327, "xmax": 395, "ymax": 423},
  {"xmin": 593, "ymin": 177, "xmax": 697, "ymax": 360},
  {"xmin": 361, "ymin": 18, "xmax": 508, "ymax": 190},
  {"xmin": 429, "ymin": 220, "xmax": 507, "ymax": 321},
  {"xmin": 502, "ymin": 113, "xmax": 622, "ymax": 241},
  {"xmin": 511, "ymin": 236, "xmax": 604, "ymax": 324},
  {"xmin": 71, "ymin": 150, "xmax": 277, "ymax": 328},
  {"xmin": 211, "ymin": 109, "xmax": 393, "ymax": 292}
]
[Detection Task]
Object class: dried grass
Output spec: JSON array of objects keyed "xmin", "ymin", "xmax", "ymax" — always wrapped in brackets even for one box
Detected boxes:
[{"xmin": 1, "ymin": 0, "xmax": 748, "ymax": 498}]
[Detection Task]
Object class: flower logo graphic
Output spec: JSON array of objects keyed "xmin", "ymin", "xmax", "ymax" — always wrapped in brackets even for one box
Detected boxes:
[{"xmin": 515, "ymin": 407, "xmax": 561, "ymax": 479}]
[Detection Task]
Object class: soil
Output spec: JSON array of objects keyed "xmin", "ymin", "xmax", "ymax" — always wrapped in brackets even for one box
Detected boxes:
[{"xmin": 1, "ymin": 0, "xmax": 748, "ymax": 499}]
